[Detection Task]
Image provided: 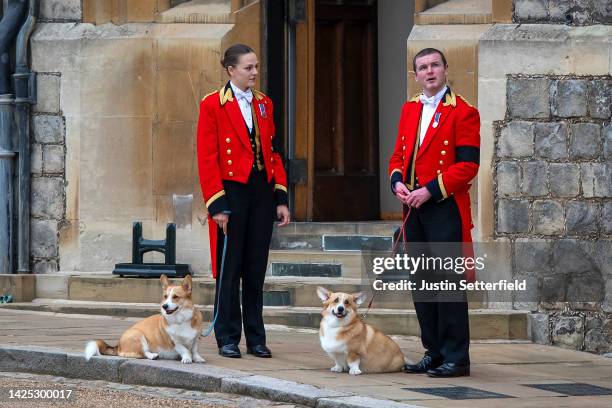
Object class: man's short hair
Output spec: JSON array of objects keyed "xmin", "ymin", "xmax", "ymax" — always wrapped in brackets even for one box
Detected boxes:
[{"xmin": 413, "ymin": 48, "xmax": 448, "ymax": 72}]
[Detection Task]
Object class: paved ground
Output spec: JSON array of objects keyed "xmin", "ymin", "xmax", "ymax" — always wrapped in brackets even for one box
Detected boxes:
[
  {"xmin": 1, "ymin": 308, "xmax": 612, "ymax": 407},
  {"xmin": 0, "ymin": 371, "xmax": 304, "ymax": 408}
]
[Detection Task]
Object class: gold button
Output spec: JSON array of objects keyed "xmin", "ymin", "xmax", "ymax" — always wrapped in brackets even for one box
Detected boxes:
[
  {"xmin": 227, "ymin": 160, "xmax": 232, "ymax": 165},
  {"xmin": 225, "ymin": 137, "xmax": 231, "ymax": 143},
  {"xmin": 402, "ymin": 146, "xmax": 406, "ymax": 150},
  {"xmin": 271, "ymin": 158, "xmax": 274, "ymax": 163},
  {"xmin": 441, "ymin": 150, "xmax": 446, "ymax": 155},
  {"xmin": 437, "ymin": 170, "xmax": 441, "ymax": 174},
  {"xmin": 227, "ymin": 149, "xmax": 231, "ymax": 155},
  {"xmin": 401, "ymin": 136, "xmax": 405, "ymax": 141},
  {"xmin": 228, "ymin": 171, "xmax": 233, "ymax": 176},
  {"xmin": 439, "ymin": 160, "xmax": 444, "ymax": 165},
  {"xmin": 401, "ymin": 155, "xmax": 405, "ymax": 160},
  {"xmin": 271, "ymin": 169, "xmax": 275, "ymax": 174},
  {"xmin": 444, "ymin": 140, "xmax": 449, "ymax": 146}
]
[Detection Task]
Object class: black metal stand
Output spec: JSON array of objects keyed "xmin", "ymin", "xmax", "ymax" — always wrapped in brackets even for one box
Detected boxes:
[{"xmin": 113, "ymin": 222, "xmax": 192, "ymax": 278}]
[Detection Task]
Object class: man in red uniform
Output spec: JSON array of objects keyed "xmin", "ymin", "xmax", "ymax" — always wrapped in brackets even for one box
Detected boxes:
[
  {"xmin": 197, "ymin": 44, "xmax": 290, "ymax": 358},
  {"xmin": 388, "ymin": 48, "xmax": 480, "ymax": 377}
]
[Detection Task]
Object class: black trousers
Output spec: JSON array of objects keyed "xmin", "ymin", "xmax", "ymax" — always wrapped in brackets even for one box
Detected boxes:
[
  {"xmin": 214, "ymin": 169, "xmax": 275, "ymax": 348},
  {"xmin": 403, "ymin": 197, "xmax": 470, "ymax": 365}
]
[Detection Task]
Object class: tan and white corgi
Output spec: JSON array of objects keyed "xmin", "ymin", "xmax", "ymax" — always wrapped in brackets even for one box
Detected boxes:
[
  {"xmin": 84, "ymin": 274, "xmax": 204, "ymax": 364},
  {"xmin": 317, "ymin": 287, "xmax": 409, "ymax": 375}
]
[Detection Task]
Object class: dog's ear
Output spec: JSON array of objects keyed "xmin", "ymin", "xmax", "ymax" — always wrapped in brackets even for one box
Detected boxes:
[
  {"xmin": 182, "ymin": 274, "xmax": 192, "ymax": 293},
  {"xmin": 352, "ymin": 292, "xmax": 368, "ymax": 306},
  {"xmin": 316, "ymin": 286, "xmax": 331, "ymax": 302},
  {"xmin": 160, "ymin": 274, "xmax": 169, "ymax": 290}
]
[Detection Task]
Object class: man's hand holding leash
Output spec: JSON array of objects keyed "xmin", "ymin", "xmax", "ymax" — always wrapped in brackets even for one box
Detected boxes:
[{"xmin": 394, "ymin": 182, "xmax": 431, "ymax": 209}]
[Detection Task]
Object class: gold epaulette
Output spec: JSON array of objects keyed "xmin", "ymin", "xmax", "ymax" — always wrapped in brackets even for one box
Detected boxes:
[
  {"xmin": 457, "ymin": 94, "xmax": 473, "ymax": 108},
  {"xmin": 201, "ymin": 90, "xmax": 217, "ymax": 101},
  {"xmin": 409, "ymin": 92, "xmax": 420, "ymax": 103},
  {"xmin": 253, "ymin": 89, "xmax": 266, "ymax": 101}
]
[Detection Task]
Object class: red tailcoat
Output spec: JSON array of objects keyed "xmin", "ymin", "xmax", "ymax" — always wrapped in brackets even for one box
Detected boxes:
[
  {"xmin": 388, "ymin": 89, "xmax": 480, "ymax": 282},
  {"xmin": 197, "ymin": 84, "xmax": 288, "ymax": 277}
]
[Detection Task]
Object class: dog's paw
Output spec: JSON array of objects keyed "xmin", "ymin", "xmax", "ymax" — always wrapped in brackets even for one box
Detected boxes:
[
  {"xmin": 330, "ymin": 365, "xmax": 344, "ymax": 373},
  {"xmin": 193, "ymin": 354, "xmax": 206, "ymax": 363},
  {"xmin": 349, "ymin": 367, "xmax": 362, "ymax": 375},
  {"xmin": 144, "ymin": 352, "xmax": 159, "ymax": 360},
  {"xmin": 181, "ymin": 356, "xmax": 193, "ymax": 364}
]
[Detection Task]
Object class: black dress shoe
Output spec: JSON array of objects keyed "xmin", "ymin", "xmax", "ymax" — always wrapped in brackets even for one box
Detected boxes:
[
  {"xmin": 403, "ymin": 355, "xmax": 442, "ymax": 374},
  {"xmin": 246, "ymin": 344, "xmax": 272, "ymax": 358},
  {"xmin": 426, "ymin": 362, "xmax": 470, "ymax": 377},
  {"xmin": 218, "ymin": 344, "xmax": 241, "ymax": 358}
]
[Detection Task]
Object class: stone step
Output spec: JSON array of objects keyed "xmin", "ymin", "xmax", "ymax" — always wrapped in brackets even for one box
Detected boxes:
[
  {"xmin": 267, "ymin": 250, "xmax": 365, "ymax": 278},
  {"xmin": 0, "ymin": 299, "xmax": 529, "ymax": 340},
  {"xmin": 415, "ymin": 0, "xmax": 492, "ymax": 25},
  {"xmin": 33, "ymin": 274, "xmax": 487, "ymax": 309}
]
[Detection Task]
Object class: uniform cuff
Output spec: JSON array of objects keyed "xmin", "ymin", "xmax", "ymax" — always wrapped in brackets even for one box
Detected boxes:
[
  {"xmin": 426, "ymin": 174, "xmax": 448, "ymax": 202},
  {"xmin": 274, "ymin": 184, "xmax": 288, "ymax": 206},
  {"xmin": 206, "ymin": 191, "xmax": 230, "ymax": 216},
  {"xmin": 390, "ymin": 171, "xmax": 403, "ymax": 194}
]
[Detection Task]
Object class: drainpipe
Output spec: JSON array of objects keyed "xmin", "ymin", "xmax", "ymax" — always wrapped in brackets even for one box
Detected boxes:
[
  {"xmin": 14, "ymin": 0, "xmax": 38, "ymax": 273},
  {"xmin": 0, "ymin": 0, "xmax": 27, "ymax": 274}
]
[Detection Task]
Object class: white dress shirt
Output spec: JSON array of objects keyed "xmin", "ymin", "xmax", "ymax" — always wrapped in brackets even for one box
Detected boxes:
[
  {"xmin": 230, "ymin": 81, "xmax": 253, "ymax": 132},
  {"xmin": 419, "ymin": 85, "xmax": 447, "ymax": 145}
]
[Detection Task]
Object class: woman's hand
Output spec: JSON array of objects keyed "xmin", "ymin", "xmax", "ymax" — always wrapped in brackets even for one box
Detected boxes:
[
  {"xmin": 276, "ymin": 205, "xmax": 290, "ymax": 226},
  {"xmin": 212, "ymin": 213, "xmax": 229, "ymax": 234}
]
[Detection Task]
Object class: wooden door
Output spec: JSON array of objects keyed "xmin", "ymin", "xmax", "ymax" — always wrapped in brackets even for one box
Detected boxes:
[{"xmin": 313, "ymin": 0, "xmax": 379, "ymax": 221}]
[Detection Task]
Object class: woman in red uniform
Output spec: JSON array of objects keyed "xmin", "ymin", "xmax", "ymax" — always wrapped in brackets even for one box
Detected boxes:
[{"xmin": 197, "ymin": 44, "xmax": 290, "ymax": 358}]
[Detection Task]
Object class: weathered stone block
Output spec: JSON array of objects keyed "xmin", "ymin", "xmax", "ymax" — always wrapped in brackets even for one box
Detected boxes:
[
  {"xmin": 40, "ymin": 0, "xmax": 82, "ymax": 21},
  {"xmin": 549, "ymin": 0, "xmax": 596, "ymax": 25},
  {"xmin": 32, "ymin": 260, "xmax": 59, "ymax": 274},
  {"xmin": 31, "ymin": 177, "xmax": 64, "ymax": 219},
  {"xmin": 585, "ymin": 328, "xmax": 611, "ymax": 353},
  {"xmin": 567, "ymin": 271, "xmax": 605, "ymax": 303},
  {"xmin": 581, "ymin": 163, "xmax": 610, "ymax": 198},
  {"xmin": 34, "ymin": 74, "xmax": 60, "ymax": 114},
  {"xmin": 31, "ymin": 219, "xmax": 58, "ymax": 258},
  {"xmin": 592, "ymin": 1, "xmax": 612, "ymax": 24},
  {"xmin": 570, "ymin": 123, "xmax": 601, "ymax": 160},
  {"xmin": 549, "ymin": 163, "xmax": 580, "ymax": 197},
  {"xmin": 553, "ymin": 239, "xmax": 596, "ymax": 274},
  {"xmin": 521, "ymin": 161, "xmax": 548, "ymax": 196},
  {"xmin": 587, "ymin": 79, "xmax": 611, "ymax": 119},
  {"xmin": 542, "ymin": 276, "xmax": 566, "ymax": 303},
  {"xmin": 553, "ymin": 316, "xmax": 584, "ymax": 350},
  {"xmin": 513, "ymin": 274, "xmax": 539, "ymax": 311},
  {"xmin": 43, "ymin": 145, "xmax": 65, "ymax": 174},
  {"xmin": 497, "ymin": 161, "xmax": 520, "ymax": 197},
  {"xmin": 604, "ymin": 202, "xmax": 612, "ymax": 234},
  {"xmin": 498, "ymin": 121, "xmax": 534, "ymax": 158},
  {"xmin": 31, "ymin": 144, "xmax": 43, "ymax": 174},
  {"xmin": 497, "ymin": 199, "xmax": 530, "ymax": 233},
  {"xmin": 535, "ymin": 122, "xmax": 567, "ymax": 160},
  {"xmin": 529, "ymin": 313, "xmax": 550, "ymax": 344},
  {"xmin": 603, "ymin": 124, "xmax": 611, "ymax": 160},
  {"xmin": 586, "ymin": 316, "xmax": 602, "ymax": 331},
  {"xmin": 514, "ymin": 238, "xmax": 553, "ymax": 274},
  {"xmin": 552, "ymin": 80, "xmax": 588, "ymax": 118},
  {"xmin": 507, "ymin": 78, "xmax": 550, "ymax": 119},
  {"xmin": 33, "ymin": 115, "xmax": 64, "ymax": 143},
  {"xmin": 514, "ymin": 0, "xmax": 547, "ymax": 21},
  {"xmin": 532, "ymin": 200, "xmax": 564, "ymax": 235},
  {"xmin": 566, "ymin": 201, "xmax": 599, "ymax": 235}
]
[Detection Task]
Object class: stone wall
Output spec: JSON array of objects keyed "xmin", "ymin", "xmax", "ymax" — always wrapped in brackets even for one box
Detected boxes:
[
  {"xmin": 30, "ymin": 73, "xmax": 66, "ymax": 274},
  {"xmin": 513, "ymin": 0, "xmax": 611, "ymax": 25},
  {"xmin": 494, "ymin": 74, "xmax": 611, "ymax": 353},
  {"xmin": 40, "ymin": 0, "xmax": 82, "ymax": 22}
]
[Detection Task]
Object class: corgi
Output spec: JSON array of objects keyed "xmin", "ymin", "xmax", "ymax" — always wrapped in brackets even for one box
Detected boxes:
[
  {"xmin": 317, "ymin": 287, "xmax": 408, "ymax": 375},
  {"xmin": 84, "ymin": 274, "xmax": 204, "ymax": 364}
]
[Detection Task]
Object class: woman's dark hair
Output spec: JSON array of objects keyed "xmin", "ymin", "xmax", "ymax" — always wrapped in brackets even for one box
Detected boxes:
[
  {"xmin": 221, "ymin": 44, "xmax": 255, "ymax": 71},
  {"xmin": 412, "ymin": 48, "xmax": 447, "ymax": 72}
]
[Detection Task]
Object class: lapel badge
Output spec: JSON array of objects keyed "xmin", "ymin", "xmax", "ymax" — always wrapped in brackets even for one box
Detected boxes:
[
  {"xmin": 258, "ymin": 103, "xmax": 267, "ymax": 118},
  {"xmin": 432, "ymin": 112, "xmax": 441, "ymax": 128}
]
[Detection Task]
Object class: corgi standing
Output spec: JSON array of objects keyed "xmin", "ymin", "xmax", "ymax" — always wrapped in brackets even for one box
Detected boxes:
[
  {"xmin": 84, "ymin": 275, "xmax": 204, "ymax": 364},
  {"xmin": 317, "ymin": 287, "xmax": 408, "ymax": 375}
]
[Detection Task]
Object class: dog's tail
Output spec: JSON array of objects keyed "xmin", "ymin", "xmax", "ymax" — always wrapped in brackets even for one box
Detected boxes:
[{"xmin": 84, "ymin": 340, "xmax": 118, "ymax": 361}]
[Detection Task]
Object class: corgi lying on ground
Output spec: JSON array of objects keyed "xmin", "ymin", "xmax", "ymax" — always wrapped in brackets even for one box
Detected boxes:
[
  {"xmin": 84, "ymin": 274, "xmax": 204, "ymax": 364},
  {"xmin": 317, "ymin": 287, "xmax": 409, "ymax": 375}
]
